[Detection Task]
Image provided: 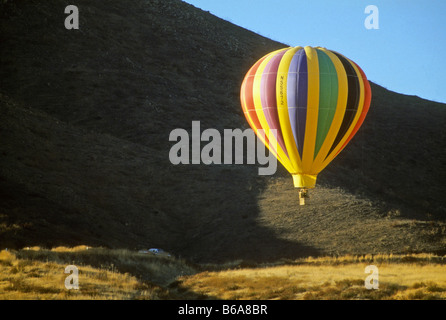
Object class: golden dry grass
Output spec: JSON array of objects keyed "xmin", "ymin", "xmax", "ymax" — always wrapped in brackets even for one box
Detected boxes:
[
  {"xmin": 2, "ymin": 247, "xmax": 445, "ymax": 300},
  {"xmin": 0, "ymin": 247, "xmax": 172, "ymax": 300},
  {"xmin": 175, "ymin": 254, "xmax": 446, "ymax": 300}
]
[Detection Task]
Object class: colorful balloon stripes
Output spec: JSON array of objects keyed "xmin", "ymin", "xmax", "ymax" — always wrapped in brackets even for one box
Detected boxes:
[{"xmin": 240, "ymin": 46, "xmax": 371, "ymax": 189}]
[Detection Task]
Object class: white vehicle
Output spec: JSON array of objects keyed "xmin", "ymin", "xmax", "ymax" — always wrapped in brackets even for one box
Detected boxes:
[{"xmin": 138, "ymin": 248, "xmax": 171, "ymax": 257}]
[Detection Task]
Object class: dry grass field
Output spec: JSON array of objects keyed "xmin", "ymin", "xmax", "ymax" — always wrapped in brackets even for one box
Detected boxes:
[
  {"xmin": 0, "ymin": 247, "xmax": 171, "ymax": 299},
  {"xmin": 1, "ymin": 247, "xmax": 444, "ymax": 300},
  {"xmin": 174, "ymin": 254, "xmax": 446, "ymax": 300}
]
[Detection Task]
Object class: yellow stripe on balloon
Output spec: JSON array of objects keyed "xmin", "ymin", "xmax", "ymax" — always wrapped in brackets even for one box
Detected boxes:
[
  {"xmin": 242, "ymin": 51, "xmax": 278, "ymax": 155},
  {"xmin": 310, "ymin": 47, "xmax": 348, "ymax": 173},
  {"xmin": 252, "ymin": 48, "xmax": 294, "ymax": 173},
  {"xmin": 301, "ymin": 46, "xmax": 320, "ymax": 172},
  {"xmin": 276, "ymin": 46, "xmax": 303, "ymax": 174}
]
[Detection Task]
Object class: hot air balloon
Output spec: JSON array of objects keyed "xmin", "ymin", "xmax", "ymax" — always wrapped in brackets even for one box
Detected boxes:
[{"xmin": 240, "ymin": 46, "xmax": 371, "ymax": 205}]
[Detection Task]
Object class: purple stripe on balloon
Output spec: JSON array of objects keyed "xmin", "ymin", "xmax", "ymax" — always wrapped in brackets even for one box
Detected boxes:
[
  {"xmin": 260, "ymin": 50, "xmax": 288, "ymax": 156},
  {"xmin": 287, "ymin": 48, "xmax": 308, "ymax": 158}
]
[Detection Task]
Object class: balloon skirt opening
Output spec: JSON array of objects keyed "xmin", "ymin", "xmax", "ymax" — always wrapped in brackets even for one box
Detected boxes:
[{"xmin": 292, "ymin": 174, "xmax": 317, "ymax": 189}]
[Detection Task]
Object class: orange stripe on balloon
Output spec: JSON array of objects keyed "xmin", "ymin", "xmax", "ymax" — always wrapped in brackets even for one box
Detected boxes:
[{"xmin": 241, "ymin": 56, "xmax": 271, "ymax": 145}]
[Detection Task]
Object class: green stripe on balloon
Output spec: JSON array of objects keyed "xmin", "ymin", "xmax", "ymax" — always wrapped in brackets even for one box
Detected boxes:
[{"xmin": 314, "ymin": 49, "xmax": 339, "ymax": 159}]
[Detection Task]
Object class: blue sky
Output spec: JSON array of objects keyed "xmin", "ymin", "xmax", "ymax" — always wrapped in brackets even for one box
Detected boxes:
[{"xmin": 183, "ymin": 0, "xmax": 446, "ymax": 103}]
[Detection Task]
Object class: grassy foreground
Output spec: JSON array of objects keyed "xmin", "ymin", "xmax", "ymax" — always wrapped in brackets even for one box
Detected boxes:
[
  {"xmin": 176, "ymin": 254, "xmax": 446, "ymax": 300},
  {"xmin": 0, "ymin": 246, "xmax": 194, "ymax": 299},
  {"xmin": 0, "ymin": 247, "xmax": 445, "ymax": 300}
]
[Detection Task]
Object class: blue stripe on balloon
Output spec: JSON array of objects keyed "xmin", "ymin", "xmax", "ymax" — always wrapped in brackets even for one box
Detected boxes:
[{"xmin": 287, "ymin": 48, "xmax": 308, "ymax": 158}]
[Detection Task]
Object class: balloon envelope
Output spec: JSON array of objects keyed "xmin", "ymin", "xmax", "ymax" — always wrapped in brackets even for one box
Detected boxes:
[{"xmin": 240, "ymin": 46, "xmax": 371, "ymax": 188}]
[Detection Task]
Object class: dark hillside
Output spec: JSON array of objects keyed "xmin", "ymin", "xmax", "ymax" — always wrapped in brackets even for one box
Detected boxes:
[{"xmin": 1, "ymin": 0, "xmax": 445, "ymax": 263}]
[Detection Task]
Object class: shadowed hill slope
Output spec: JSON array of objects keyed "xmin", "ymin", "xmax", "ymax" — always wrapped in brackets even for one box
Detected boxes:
[{"xmin": 1, "ymin": 0, "xmax": 445, "ymax": 263}]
